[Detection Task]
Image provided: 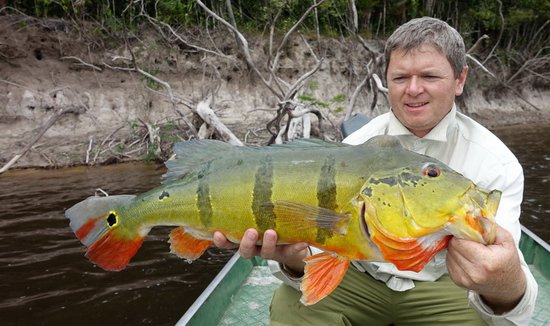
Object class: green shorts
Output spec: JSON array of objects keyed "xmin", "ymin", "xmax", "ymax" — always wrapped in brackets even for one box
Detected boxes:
[{"xmin": 270, "ymin": 266, "xmax": 487, "ymax": 326}]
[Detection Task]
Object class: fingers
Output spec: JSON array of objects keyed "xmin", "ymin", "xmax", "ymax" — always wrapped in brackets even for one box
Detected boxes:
[
  {"xmin": 239, "ymin": 229, "xmax": 260, "ymax": 259},
  {"xmin": 259, "ymin": 229, "xmax": 278, "ymax": 259},
  {"xmin": 283, "ymin": 242, "xmax": 310, "ymax": 256},
  {"xmin": 492, "ymin": 224, "xmax": 515, "ymax": 246},
  {"xmin": 213, "ymin": 231, "xmax": 239, "ymax": 250},
  {"xmin": 446, "ymin": 224, "xmax": 522, "ymax": 294},
  {"xmin": 446, "ymin": 239, "xmax": 472, "ymax": 288},
  {"xmin": 214, "ymin": 228, "xmax": 310, "ymax": 267}
]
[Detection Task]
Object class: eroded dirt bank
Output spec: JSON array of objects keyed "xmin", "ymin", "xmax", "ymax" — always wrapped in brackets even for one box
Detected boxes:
[{"xmin": 1, "ymin": 16, "xmax": 549, "ymax": 169}]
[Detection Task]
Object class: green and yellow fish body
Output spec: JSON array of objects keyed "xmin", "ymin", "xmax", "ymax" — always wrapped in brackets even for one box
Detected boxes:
[{"xmin": 66, "ymin": 135, "xmax": 500, "ymax": 305}]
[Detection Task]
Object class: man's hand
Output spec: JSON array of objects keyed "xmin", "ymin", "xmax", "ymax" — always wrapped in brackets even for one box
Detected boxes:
[
  {"xmin": 213, "ymin": 229, "xmax": 310, "ymax": 275},
  {"xmin": 446, "ymin": 224, "xmax": 526, "ymax": 314}
]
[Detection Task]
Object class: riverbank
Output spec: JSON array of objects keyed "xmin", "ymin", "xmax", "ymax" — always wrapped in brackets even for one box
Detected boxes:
[{"xmin": 1, "ymin": 15, "xmax": 549, "ymax": 169}]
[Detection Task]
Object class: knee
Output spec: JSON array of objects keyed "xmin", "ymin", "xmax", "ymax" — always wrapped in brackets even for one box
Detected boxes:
[{"xmin": 270, "ymin": 284, "xmax": 352, "ymax": 326}]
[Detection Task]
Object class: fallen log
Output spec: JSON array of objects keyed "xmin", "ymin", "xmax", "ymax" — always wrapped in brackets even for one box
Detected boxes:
[{"xmin": 195, "ymin": 98, "xmax": 243, "ymax": 146}]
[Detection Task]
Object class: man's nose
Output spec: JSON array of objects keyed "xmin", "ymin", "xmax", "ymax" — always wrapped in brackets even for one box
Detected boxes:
[{"xmin": 406, "ymin": 76, "xmax": 423, "ymax": 96}]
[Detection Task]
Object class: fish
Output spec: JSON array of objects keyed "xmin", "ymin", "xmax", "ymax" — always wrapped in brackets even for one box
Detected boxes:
[{"xmin": 65, "ymin": 135, "xmax": 500, "ymax": 305}]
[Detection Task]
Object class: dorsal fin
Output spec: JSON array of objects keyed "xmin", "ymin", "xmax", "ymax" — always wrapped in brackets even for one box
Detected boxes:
[
  {"xmin": 269, "ymin": 138, "xmax": 349, "ymax": 149},
  {"xmin": 163, "ymin": 138, "xmax": 348, "ymax": 183},
  {"xmin": 363, "ymin": 135, "xmax": 403, "ymax": 149},
  {"xmin": 163, "ymin": 140, "xmax": 238, "ymax": 183}
]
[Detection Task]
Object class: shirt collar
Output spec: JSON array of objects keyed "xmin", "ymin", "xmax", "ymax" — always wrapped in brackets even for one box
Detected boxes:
[{"xmin": 387, "ymin": 104, "xmax": 457, "ymax": 142}]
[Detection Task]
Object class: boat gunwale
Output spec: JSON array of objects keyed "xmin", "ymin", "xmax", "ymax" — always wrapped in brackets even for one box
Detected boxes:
[
  {"xmin": 176, "ymin": 252, "xmax": 243, "ymax": 325},
  {"xmin": 521, "ymin": 225, "xmax": 550, "ymax": 252}
]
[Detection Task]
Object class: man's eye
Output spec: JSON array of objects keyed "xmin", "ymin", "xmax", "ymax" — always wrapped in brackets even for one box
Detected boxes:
[{"xmin": 424, "ymin": 75, "xmax": 439, "ymax": 80}]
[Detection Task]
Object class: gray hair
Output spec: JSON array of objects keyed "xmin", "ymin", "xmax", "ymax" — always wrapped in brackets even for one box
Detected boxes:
[{"xmin": 385, "ymin": 17, "xmax": 466, "ymax": 78}]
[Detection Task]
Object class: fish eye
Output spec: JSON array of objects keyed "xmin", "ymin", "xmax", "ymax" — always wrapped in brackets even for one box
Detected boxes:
[
  {"xmin": 107, "ymin": 211, "xmax": 118, "ymax": 227},
  {"xmin": 422, "ymin": 163, "xmax": 441, "ymax": 178}
]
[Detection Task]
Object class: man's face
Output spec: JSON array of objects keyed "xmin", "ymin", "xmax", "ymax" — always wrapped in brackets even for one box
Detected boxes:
[{"xmin": 386, "ymin": 45, "xmax": 468, "ymax": 137}]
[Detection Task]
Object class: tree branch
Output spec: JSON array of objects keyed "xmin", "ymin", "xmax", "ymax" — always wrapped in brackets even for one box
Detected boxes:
[{"xmin": 0, "ymin": 107, "xmax": 81, "ymax": 174}]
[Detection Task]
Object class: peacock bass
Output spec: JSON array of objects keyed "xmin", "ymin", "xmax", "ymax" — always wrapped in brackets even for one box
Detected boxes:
[{"xmin": 65, "ymin": 135, "xmax": 500, "ymax": 305}]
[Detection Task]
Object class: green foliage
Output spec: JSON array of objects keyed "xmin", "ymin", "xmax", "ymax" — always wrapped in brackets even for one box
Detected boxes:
[
  {"xmin": 129, "ymin": 120, "xmax": 140, "ymax": 135},
  {"xmin": 157, "ymin": 0, "xmax": 199, "ymax": 26},
  {"xmin": 297, "ymin": 94, "xmax": 328, "ymax": 108},
  {"xmin": 298, "ymin": 92, "xmax": 346, "ymax": 113},
  {"xmin": 330, "ymin": 93, "xmax": 346, "ymax": 113},
  {"xmin": 142, "ymin": 68, "xmax": 161, "ymax": 90},
  {"xmin": 332, "ymin": 94, "xmax": 345, "ymax": 103},
  {"xmin": 5, "ymin": 0, "xmax": 548, "ymax": 88},
  {"xmin": 145, "ymin": 143, "xmax": 159, "ymax": 161},
  {"xmin": 308, "ymin": 80, "xmax": 319, "ymax": 91},
  {"xmin": 159, "ymin": 120, "xmax": 181, "ymax": 144},
  {"xmin": 468, "ymin": 1, "xmax": 500, "ymax": 31},
  {"xmin": 5, "ymin": 0, "xmax": 547, "ymax": 40}
]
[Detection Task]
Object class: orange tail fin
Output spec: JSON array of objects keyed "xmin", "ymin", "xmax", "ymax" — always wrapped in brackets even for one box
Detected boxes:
[
  {"xmin": 300, "ymin": 252, "xmax": 350, "ymax": 305},
  {"xmin": 85, "ymin": 228, "xmax": 144, "ymax": 271},
  {"xmin": 65, "ymin": 195, "xmax": 144, "ymax": 271}
]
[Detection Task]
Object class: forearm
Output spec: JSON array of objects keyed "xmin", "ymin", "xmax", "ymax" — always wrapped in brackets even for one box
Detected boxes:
[
  {"xmin": 480, "ymin": 271, "xmax": 526, "ymax": 314},
  {"xmin": 468, "ymin": 262, "xmax": 538, "ymax": 325}
]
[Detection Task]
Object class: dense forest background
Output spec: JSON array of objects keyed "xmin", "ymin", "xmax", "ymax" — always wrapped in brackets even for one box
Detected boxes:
[
  {"xmin": 5, "ymin": 0, "xmax": 549, "ymax": 89},
  {"xmin": 1, "ymin": 0, "xmax": 549, "ymax": 170}
]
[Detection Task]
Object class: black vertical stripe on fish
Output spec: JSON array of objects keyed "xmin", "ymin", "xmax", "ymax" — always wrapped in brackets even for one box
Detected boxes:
[
  {"xmin": 316, "ymin": 154, "xmax": 337, "ymax": 243},
  {"xmin": 197, "ymin": 162, "xmax": 213, "ymax": 227},
  {"xmin": 252, "ymin": 155, "xmax": 276, "ymax": 232}
]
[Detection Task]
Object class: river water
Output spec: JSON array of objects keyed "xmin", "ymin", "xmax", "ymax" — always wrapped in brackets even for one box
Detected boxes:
[{"xmin": 1, "ymin": 125, "xmax": 549, "ymax": 325}]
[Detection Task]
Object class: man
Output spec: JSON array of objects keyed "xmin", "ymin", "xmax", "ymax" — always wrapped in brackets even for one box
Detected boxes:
[{"xmin": 214, "ymin": 17, "xmax": 537, "ymax": 325}]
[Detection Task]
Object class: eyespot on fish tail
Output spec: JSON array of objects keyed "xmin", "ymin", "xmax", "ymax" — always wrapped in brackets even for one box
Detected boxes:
[{"xmin": 65, "ymin": 195, "xmax": 141, "ymax": 270}]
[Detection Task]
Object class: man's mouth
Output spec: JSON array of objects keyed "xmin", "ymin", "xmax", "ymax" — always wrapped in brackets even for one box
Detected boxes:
[{"xmin": 406, "ymin": 102, "xmax": 429, "ymax": 108}]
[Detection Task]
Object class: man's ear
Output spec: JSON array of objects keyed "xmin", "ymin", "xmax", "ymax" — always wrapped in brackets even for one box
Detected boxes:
[{"xmin": 455, "ymin": 66, "xmax": 468, "ymax": 96}]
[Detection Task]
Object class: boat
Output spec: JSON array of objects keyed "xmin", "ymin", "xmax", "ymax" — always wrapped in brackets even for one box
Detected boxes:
[{"xmin": 177, "ymin": 225, "xmax": 550, "ymax": 325}]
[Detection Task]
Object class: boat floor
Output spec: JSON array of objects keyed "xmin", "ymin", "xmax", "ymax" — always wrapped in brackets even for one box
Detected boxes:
[
  {"xmin": 218, "ymin": 266, "xmax": 281, "ymax": 325},
  {"xmin": 530, "ymin": 267, "xmax": 550, "ymax": 325},
  {"xmin": 218, "ymin": 264, "xmax": 549, "ymax": 326}
]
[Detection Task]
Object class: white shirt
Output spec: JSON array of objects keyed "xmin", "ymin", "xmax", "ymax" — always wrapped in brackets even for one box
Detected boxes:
[{"xmin": 269, "ymin": 105, "xmax": 538, "ymax": 325}]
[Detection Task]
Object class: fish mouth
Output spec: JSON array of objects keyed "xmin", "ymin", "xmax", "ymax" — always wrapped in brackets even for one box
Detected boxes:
[{"xmin": 450, "ymin": 187, "xmax": 501, "ymax": 244}]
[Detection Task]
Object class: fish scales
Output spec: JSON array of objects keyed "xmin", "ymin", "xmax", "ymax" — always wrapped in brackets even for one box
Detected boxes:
[
  {"xmin": 65, "ymin": 135, "xmax": 501, "ymax": 306},
  {"xmin": 112, "ymin": 143, "xmax": 375, "ymax": 253},
  {"xmin": 188, "ymin": 145, "xmax": 366, "ymax": 251}
]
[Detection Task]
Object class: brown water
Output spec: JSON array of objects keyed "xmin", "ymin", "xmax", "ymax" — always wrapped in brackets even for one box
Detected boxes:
[
  {"xmin": 1, "ymin": 125, "xmax": 549, "ymax": 325},
  {"xmin": 0, "ymin": 163, "xmax": 234, "ymax": 325},
  {"xmin": 493, "ymin": 124, "xmax": 550, "ymax": 243}
]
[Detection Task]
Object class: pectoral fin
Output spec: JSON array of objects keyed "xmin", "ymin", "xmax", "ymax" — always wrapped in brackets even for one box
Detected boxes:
[
  {"xmin": 300, "ymin": 252, "xmax": 350, "ymax": 305},
  {"xmin": 169, "ymin": 227, "xmax": 212, "ymax": 262},
  {"xmin": 272, "ymin": 200, "xmax": 351, "ymax": 235}
]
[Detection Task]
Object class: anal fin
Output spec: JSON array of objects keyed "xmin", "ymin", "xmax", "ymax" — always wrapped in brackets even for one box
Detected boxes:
[
  {"xmin": 300, "ymin": 252, "xmax": 350, "ymax": 305},
  {"xmin": 169, "ymin": 227, "xmax": 212, "ymax": 262}
]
